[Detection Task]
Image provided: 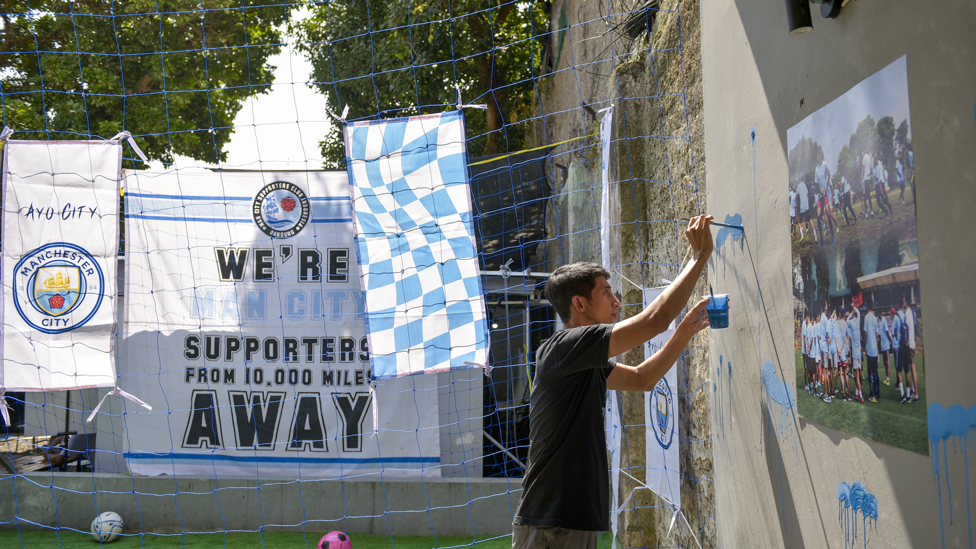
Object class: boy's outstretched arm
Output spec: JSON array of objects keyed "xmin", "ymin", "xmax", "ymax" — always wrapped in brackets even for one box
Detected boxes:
[
  {"xmin": 607, "ymin": 297, "xmax": 711, "ymax": 392},
  {"xmin": 608, "ymin": 214, "xmax": 714, "ymax": 358}
]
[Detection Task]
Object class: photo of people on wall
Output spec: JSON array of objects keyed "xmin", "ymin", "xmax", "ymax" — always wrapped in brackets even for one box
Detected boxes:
[{"xmin": 788, "ymin": 55, "xmax": 926, "ymax": 455}]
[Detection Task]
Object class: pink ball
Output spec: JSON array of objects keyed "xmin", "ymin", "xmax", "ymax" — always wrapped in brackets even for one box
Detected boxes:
[{"xmin": 318, "ymin": 531, "xmax": 352, "ymax": 549}]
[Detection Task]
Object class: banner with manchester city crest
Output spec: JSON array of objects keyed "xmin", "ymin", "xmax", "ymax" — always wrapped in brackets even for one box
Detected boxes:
[
  {"xmin": 119, "ymin": 170, "xmax": 440, "ymax": 478},
  {"xmin": 0, "ymin": 137, "xmax": 122, "ymax": 394},
  {"xmin": 643, "ymin": 287, "xmax": 681, "ymax": 509}
]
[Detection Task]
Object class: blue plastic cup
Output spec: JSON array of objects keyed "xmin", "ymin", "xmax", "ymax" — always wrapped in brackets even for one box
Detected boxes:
[{"xmin": 707, "ymin": 294, "xmax": 730, "ymax": 329}]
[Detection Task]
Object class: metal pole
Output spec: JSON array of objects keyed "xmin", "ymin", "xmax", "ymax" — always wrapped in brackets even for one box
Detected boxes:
[
  {"xmin": 501, "ymin": 259, "xmax": 513, "ymax": 473},
  {"xmin": 483, "ymin": 430, "xmax": 526, "ymax": 469}
]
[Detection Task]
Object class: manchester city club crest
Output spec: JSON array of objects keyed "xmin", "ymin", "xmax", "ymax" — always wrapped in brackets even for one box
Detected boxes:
[
  {"xmin": 650, "ymin": 377, "xmax": 675, "ymax": 449},
  {"xmin": 12, "ymin": 242, "xmax": 105, "ymax": 334},
  {"xmin": 252, "ymin": 181, "xmax": 310, "ymax": 238}
]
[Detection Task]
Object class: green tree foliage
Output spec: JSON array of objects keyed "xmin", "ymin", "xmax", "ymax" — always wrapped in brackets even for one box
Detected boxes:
[
  {"xmin": 895, "ymin": 119, "xmax": 909, "ymax": 153},
  {"xmin": 876, "ymin": 115, "xmax": 895, "ymax": 175},
  {"xmin": 845, "ymin": 115, "xmax": 879, "ymax": 175},
  {"xmin": 788, "ymin": 135, "xmax": 823, "ymax": 186},
  {"xmin": 800, "ymin": 254, "xmax": 813, "ymax": 308},
  {"xmin": 835, "ymin": 144, "xmax": 855, "ymax": 186},
  {"xmin": 843, "ymin": 239, "xmax": 863, "ymax": 295},
  {"xmin": 876, "ymin": 228, "xmax": 902, "ymax": 272},
  {"xmin": 0, "ymin": 0, "xmax": 294, "ymax": 166},
  {"xmin": 293, "ymin": 0, "xmax": 547, "ymax": 167},
  {"xmin": 814, "ymin": 247, "xmax": 829, "ymax": 305},
  {"xmin": 894, "ymin": 118, "xmax": 911, "ymax": 168}
]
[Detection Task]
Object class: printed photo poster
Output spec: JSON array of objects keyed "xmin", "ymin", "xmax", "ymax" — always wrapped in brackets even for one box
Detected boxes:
[
  {"xmin": 787, "ymin": 55, "xmax": 927, "ymax": 455},
  {"xmin": 120, "ymin": 170, "xmax": 440, "ymax": 478}
]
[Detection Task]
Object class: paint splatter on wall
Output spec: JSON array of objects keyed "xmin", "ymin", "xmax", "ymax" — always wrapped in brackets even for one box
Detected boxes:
[
  {"xmin": 838, "ymin": 481, "xmax": 879, "ymax": 548},
  {"xmin": 714, "ymin": 354, "xmax": 732, "ymax": 435},
  {"xmin": 928, "ymin": 402, "xmax": 975, "ymax": 549},
  {"xmin": 762, "ymin": 359, "xmax": 796, "ymax": 454},
  {"xmin": 714, "ymin": 213, "xmax": 744, "ymax": 258}
]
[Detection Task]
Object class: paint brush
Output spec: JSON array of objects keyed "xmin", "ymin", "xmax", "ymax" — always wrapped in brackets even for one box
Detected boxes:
[{"xmin": 680, "ymin": 217, "xmax": 744, "ymax": 231}]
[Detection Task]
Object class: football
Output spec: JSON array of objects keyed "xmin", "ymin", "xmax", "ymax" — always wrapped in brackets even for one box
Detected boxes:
[
  {"xmin": 317, "ymin": 531, "xmax": 352, "ymax": 549},
  {"xmin": 91, "ymin": 511, "xmax": 123, "ymax": 543}
]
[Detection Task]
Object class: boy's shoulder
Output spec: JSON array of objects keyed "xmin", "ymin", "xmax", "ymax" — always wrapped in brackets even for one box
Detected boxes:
[{"xmin": 541, "ymin": 324, "xmax": 604, "ymax": 349}]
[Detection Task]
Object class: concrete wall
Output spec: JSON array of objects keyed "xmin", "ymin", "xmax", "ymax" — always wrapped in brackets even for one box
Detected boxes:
[
  {"xmin": 0, "ymin": 473, "xmax": 518, "ymax": 536},
  {"xmin": 701, "ymin": 1, "xmax": 976, "ymax": 547}
]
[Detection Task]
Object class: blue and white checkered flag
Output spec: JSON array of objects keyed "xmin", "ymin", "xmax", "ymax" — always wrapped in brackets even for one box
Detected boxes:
[{"xmin": 343, "ymin": 110, "xmax": 489, "ymax": 380}]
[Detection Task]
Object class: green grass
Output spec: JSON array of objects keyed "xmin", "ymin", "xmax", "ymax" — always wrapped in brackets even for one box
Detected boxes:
[
  {"xmin": 793, "ymin": 186, "xmax": 917, "ymax": 256},
  {"xmin": 794, "ymin": 349, "xmax": 928, "ymax": 455},
  {"xmin": 0, "ymin": 530, "xmax": 517, "ymax": 549},
  {"xmin": 0, "ymin": 530, "xmax": 618, "ymax": 549}
]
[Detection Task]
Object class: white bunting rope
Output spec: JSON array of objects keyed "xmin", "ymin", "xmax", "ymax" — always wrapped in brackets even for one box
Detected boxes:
[
  {"xmin": 456, "ymin": 87, "xmax": 487, "ymax": 110},
  {"xmin": 86, "ymin": 386, "xmax": 152, "ymax": 423},
  {"xmin": 110, "ymin": 131, "xmax": 149, "ymax": 163},
  {"xmin": 617, "ymin": 467, "xmax": 704, "ymax": 549},
  {"xmin": 369, "ymin": 381, "xmax": 378, "ymax": 434},
  {"xmin": 0, "ymin": 391, "xmax": 10, "ymax": 426}
]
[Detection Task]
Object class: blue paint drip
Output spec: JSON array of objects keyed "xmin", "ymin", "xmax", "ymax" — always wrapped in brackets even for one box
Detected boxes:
[
  {"xmin": 929, "ymin": 402, "xmax": 976, "ymax": 549},
  {"xmin": 715, "ymin": 365, "xmax": 721, "ymax": 433},
  {"xmin": 862, "ymin": 493, "xmax": 879, "ymax": 549},
  {"xmin": 838, "ymin": 481, "xmax": 851, "ymax": 546},
  {"xmin": 727, "ymin": 360, "xmax": 732, "ymax": 428},
  {"xmin": 714, "ymin": 213, "xmax": 744, "ymax": 256},
  {"xmin": 838, "ymin": 481, "xmax": 879, "ymax": 548},
  {"xmin": 713, "ymin": 355, "xmax": 733, "ymax": 436}
]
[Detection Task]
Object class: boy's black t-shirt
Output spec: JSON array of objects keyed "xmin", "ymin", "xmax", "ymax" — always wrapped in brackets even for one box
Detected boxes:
[{"xmin": 513, "ymin": 323, "xmax": 616, "ymax": 531}]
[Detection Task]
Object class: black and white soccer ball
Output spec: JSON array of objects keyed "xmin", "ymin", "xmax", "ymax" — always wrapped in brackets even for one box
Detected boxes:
[{"xmin": 91, "ymin": 511, "xmax": 123, "ymax": 542}]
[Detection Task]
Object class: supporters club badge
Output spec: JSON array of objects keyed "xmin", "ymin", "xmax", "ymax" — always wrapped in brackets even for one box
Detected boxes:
[
  {"xmin": 12, "ymin": 242, "xmax": 106, "ymax": 334},
  {"xmin": 650, "ymin": 377, "xmax": 675, "ymax": 449},
  {"xmin": 252, "ymin": 181, "xmax": 310, "ymax": 238}
]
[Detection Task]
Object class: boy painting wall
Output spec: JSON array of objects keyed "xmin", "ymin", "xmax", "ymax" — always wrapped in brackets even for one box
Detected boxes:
[{"xmin": 512, "ymin": 215, "xmax": 716, "ymax": 548}]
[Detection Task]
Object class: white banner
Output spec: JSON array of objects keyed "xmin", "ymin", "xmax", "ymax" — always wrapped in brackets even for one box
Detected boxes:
[
  {"xmin": 1, "ymin": 138, "xmax": 121, "ymax": 393},
  {"xmin": 343, "ymin": 111, "xmax": 489, "ymax": 379},
  {"xmin": 120, "ymin": 170, "xmax": 439, "ymax": 478},
  {"xmin": 606, "ymin": 389, "xmax": 623, "ymax": 545},
  {"xmin": 643, "ymin": 287, "xmax": 681, "ymax": 508},
  {"xmin": 600, "ymin": 106, "xmax": 614, "ymax": 270}
]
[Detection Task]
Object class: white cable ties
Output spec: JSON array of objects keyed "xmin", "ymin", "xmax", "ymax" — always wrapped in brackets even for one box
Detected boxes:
[
  {"xmin": 464, "ymin": 361, "xmax": 492, "ymax": 377},
  {"xmin": 0, "ymin": 390, "xmax": 10, "ymax": 426},
  {"xmin": 86, "ymin": 386, "xmax": 152, "ymax": 423},
  {"xmin": 110, "ymin": 131, "xmax": 149, "ymax": 163},
  {"xmin": 456, "ymin": 85, "xmax": 487, "ymax": 110},
  {"xmin": 369, "ymin": 381, "xmax": 379, "ymax": 435}
]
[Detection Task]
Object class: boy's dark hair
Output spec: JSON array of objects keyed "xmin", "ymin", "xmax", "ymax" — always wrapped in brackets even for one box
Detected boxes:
[{"xmin": 545, "ymin": 262, "xmax": 611, "ymax": 323}]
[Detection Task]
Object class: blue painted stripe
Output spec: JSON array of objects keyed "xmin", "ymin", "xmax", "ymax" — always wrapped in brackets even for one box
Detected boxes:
[
  {"xmin": 126, "ymin": 214, "xmax": 252, "ymax": 223},
  {"xmin": 126, "ymin": 192, "xmax": 251, "ymax": 201},
  {"xmin": 124, "ymin": 453, "xmax": 439, "ymax": 464},
  {"xmin": 127, "ymin": 214, "xmax": 352, "ymax": 224},
  {"xmin": 126, "ymin": 214, "xmax": 254, "ymax": 223},
  {"xmin": 127, "ymin": 193, "xmax": 350, "ymax": 202}
]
